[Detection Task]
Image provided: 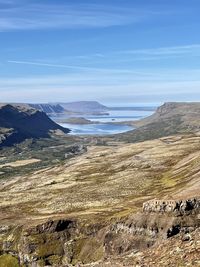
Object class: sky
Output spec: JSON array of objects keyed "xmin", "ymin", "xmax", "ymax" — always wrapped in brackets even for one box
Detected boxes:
[{"xmin": 1, "ymin": 0, "xmax": 200, "ymax": 105}]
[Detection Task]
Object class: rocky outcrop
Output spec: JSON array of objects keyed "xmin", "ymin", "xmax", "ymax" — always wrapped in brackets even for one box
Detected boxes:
[
  {"xmin": 0, "ymin": 198, "xmax": 199, "ymax": 266},
  {"xmin": 143, "ymin": 198, "xmax": 200, "ymax": 215},
  {"xmin": 0, "ymin": 219, "xmax": 107, "ymax": 266},
  {"xmin": 0, "ymin": 219, "xmax": 77, "ymax": 266},
  {"xmin": 93, "ymin": 228, "xmax": 200, "ymax": 267},
  {"xmin": 26, "ymin": 219, "xmax": 75, "ymax": 235},
  {"xmin": 103, "ymin": 198, "xmax": 200, "ymax": 258},
  {"xmin": 64, "ymin": 144, "xmax": 87, "ymax": 159}
]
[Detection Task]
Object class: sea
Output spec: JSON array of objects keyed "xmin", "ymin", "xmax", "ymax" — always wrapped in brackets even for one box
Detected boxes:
[{"xmin": 52, "ymin": 107, "xmax": 157, "ymax": 135}]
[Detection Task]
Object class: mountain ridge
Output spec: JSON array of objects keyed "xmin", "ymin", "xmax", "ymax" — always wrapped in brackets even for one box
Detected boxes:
[
  {"xmin": 0, "ymin": 104, "xmax": 70, "ymax": 147},
  {"xmin": 116, "ymin": 102, "xmax": 200, "ymax": 142}
]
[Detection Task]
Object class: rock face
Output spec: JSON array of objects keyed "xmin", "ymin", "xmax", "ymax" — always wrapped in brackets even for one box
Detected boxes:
[
  {"xmin": 64, "ymin": 144, "xmax": 87, "ymax": 159},
  {"xmin": 0, "ymin": 219, "xmax": 106, "ymax": 266},
  {"xmin": 29, "ymin": 103, "xmax": 66, "ymax": 115},
  {"xmin": 0, "ymin": 219, "xmax": 77, "ymax": 266},
  {"xmin": 26, "ymin": 219, "xmax": 75, "ymax": 235},
  {"xmin": 143, "ymin": 198, "xmax": 200, "ymax": 214},
  {"xmin": 103, "ymin": 197, "xmax": 200, "ymax": 260},
  {"xmin": 0, "ymin": 104, "xmax": 70, "ymax": 147},
  {"xmin": 0, "ymin": 198, "xmax": 199, "ymax": 266}
]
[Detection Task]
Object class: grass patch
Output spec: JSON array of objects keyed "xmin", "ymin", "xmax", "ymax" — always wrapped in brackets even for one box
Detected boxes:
[
  {"xmin": 161, "ymin": 173, "xmax": 178, "ymax": 188},
  {"xmin": 37, "ymin": 239, "xmax": 64, "ymax": 258},
  {"xmin": 0, "ymin": 254, "xmax": 19, "ymax": 267},
  {"xmin": 72, "ymin": 237, "xmax": 104, "ymax": 265}
]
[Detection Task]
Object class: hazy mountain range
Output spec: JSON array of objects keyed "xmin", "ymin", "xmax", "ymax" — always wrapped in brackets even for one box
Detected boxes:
[{"xmin": 31, "ymin": 101, "xmax": 108, "ymax": 115}]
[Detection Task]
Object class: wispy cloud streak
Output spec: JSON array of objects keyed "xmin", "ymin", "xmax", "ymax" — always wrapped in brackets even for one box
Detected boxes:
[
  {"xmin": 116, "ymin": 44, "xmax": 200, "ymax": 60},
  {"xmin": 7, "ymin": 60, "xmax": 155, "ymax": 76},
  {"xmin": 71, "ymin": 44, "xmax": 200, "ymax": 63},
  {"xmin": 0, "ymin": 1, "xmax": 158, "ymax": 31},
  {"xmin": 2, "ymin": 63, "xmax": 200, "ymax": 102},
  {"xmin": 121, "ymin": 44, "xmax": 200, "ymax": 55},
  {"xmin": 46, "ymin": 44, "xmax": 200, "ymax": 65}
]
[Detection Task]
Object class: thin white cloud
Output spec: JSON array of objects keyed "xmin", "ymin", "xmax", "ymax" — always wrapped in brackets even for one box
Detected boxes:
[
  {"xmin": 7, "ymin": 60, "xmax": 155, "ymax": 76},
  {"xmin": 2, "ymin": 67, "xmax": 200, "ymax": 88},
  {"xmin": 8, "ymin": 60, "xmax": 98, "ymax": 71},
  {"xmin": 48, "ymin": 44, "xmax": 200, "ymax": 65},
  {"xmin": 76, "ymin": 44, "xmax": 200, "ymax": 64},
  {"xmin": 116, "ymin": 44, "xmax": 200, "ymax": 60},
  {"xmin": 2, "ymin": 79, "xmax": 200, "ymax": 103},
  {"xmin": 0, "ymin": 2, "xmax": 158, "ymax": 31}
]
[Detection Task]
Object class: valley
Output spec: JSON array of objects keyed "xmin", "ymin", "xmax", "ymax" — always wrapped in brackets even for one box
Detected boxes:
[
  {"xmin": 1, "ymin": 1, "xmax": 199, "ymax": 265},
  {"xmin": 0, "ymin": 102, "xmax": 200, "ymax": 266}
]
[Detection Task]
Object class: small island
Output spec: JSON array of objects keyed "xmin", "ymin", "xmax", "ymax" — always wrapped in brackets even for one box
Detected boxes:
[{"xmin": 55, "ymin": 117, "xmax": 97, "ymax": 125}]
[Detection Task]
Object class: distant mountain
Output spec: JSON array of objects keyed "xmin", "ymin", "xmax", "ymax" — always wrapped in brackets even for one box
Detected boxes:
[
  {"xmin": 117, "ymin": 102, "xmax": 200, "ymax": 142},
  {"xmin": 0, "ymin": 104, "xmax": 70, "ymax": 147},
  {"xmin": 136, "ymin": 102, "xmax": 200, "ymax": 130},
  {"xmin": 58, "ymin": 101, "xmax": 108, "ymax": 113},
  {"xmin": 29, "ymin": 103, "xmax": 66, "ymax": 115}
]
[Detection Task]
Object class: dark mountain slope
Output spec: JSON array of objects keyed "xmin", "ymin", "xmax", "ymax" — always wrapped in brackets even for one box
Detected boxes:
[{"xmin": 0, "ymin": 104, "xmax": 70, "ymax": 147}]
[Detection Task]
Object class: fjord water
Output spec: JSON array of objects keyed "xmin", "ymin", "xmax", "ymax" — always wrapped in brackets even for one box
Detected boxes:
[
  {"xmin": 55, "ymin": 108, "xmax": 155, "ymax": 135},
  {"xmin": 87, "ymin": 109, "xmax": 154, "ymax": 123},
  {"xmin": 59, "ymin": 122, "xmax": 134, "ymax": 135}
]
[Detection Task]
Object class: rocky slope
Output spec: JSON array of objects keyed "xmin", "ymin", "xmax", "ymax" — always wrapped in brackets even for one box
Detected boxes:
[
  {"xmin": 0, "ymin": 132, "xmax": 200, "ymax": 266},
  {"xmin": 1, "ymin": 102, "xmax": 200, "ymax": 266},
  {"xmin": 92, "ymin": 218, "xmax": 200, "ymax": 267},
  {"xmin": 0, "ymin": 104, "xmax": 70, "ymax": 147},
  {"xmin": 0, "ymin": 196, "xmax": 199, "ymax": 266}
]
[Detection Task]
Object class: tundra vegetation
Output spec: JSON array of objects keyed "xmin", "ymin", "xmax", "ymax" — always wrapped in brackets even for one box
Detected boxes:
[{"xmin": 0, "ymin": 103, "xmax": 200, "ymax": 266}]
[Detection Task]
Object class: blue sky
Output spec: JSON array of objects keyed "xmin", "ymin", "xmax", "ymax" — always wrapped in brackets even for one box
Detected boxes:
[{"xmin": 1, "ymin": 0, "xmax": 200, "ymax": 104}]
